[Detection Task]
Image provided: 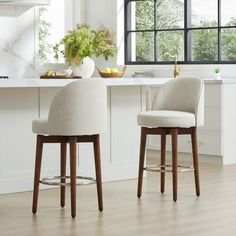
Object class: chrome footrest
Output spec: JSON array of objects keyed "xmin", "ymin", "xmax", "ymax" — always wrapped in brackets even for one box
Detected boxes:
[
  {"xmin": 144, "ymin": 164, "xmax": 194, "ymax": 173},
  {"xmin": 40, "ymin": 176, "xmax": 96, "ymax": 186}
]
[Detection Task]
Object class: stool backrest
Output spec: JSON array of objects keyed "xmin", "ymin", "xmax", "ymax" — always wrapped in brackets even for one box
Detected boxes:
[
  {"xmin": 47, "ymin": 78, "xmax": 107, "ymax": 135},
  {"xmin": 152, "ymin": 77, "xmax": 204, "ymax": 126}
]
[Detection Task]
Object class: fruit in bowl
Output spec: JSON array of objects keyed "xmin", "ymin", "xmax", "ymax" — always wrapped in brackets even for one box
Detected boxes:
[{"xmin": 97, "ymin": 66, "xmax": 126, "ymax": 78}]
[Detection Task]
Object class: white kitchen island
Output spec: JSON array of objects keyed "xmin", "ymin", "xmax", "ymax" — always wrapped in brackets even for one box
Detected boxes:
[{"xmin": 0, "ymin": 77, "xmax": 235, "ymax": 194}]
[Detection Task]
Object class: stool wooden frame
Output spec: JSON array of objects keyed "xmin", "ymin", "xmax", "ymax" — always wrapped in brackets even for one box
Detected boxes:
[
  {"xmin": 137, "ymin": 127, "xmax": 200, "ymax": 201},
  {"xmin": 32, "ymin": 134, "xmax": 103, "ymax": 218}
]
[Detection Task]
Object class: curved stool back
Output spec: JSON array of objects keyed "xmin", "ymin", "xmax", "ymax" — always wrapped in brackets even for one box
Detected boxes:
[
  {"xmin": 32, "ymin": 78, "xmax": 107, "ymax": 218},
  {"xmin": 137, "ymin": 77, "xmax": 204, "ymax": 201}
]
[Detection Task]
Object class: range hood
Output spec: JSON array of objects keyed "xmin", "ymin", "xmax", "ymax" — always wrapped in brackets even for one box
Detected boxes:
[{"xmin": 0, "ymin": 0, "xmax": 50, "ymax": 6}]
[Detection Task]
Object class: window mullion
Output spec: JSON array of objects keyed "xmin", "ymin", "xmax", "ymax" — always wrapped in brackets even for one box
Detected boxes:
[
  {"xmin": 185, "ymin": 0, "xmax": 192, "ymax": 62},
  {"xmin": 154, "ymin": 0, "xmax": 157, "ymax": 62},
  {"xmin": 218, "ymin": 0, "xmax": 221, "ymax": 61}
]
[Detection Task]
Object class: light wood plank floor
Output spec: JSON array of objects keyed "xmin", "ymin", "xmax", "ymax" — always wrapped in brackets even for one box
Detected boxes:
[{"xmin": 1, "ymin": 161, "xmax": 236, "ymax": 236}]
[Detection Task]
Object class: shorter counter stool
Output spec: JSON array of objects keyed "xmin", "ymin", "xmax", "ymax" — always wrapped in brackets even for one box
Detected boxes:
[
  {"xmin": 32, "ymin": 78, "xmax": 107, "ymax": 218},
  {"xmin": 137, "ymin": 77, "xmax": 204, "ymax": 201}
]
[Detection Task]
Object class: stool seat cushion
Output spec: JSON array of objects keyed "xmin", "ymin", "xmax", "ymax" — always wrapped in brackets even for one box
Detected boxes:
[
  {"xmin": 137, "ymin": 110, "xmax": 196, "ymax": 128},
  {"xmin": 32, "ymin": 119, "xmax": 48, "ymax": 135}
]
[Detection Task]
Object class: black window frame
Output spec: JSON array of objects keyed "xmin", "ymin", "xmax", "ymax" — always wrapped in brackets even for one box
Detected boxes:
[{"xmin": 124, "ymin": 0, "xmax": 236, "ymax": 65}]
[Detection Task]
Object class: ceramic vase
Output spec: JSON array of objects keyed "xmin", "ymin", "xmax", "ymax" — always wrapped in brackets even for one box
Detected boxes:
[{"xmin": 72, "ymin": 57, "xmax": 95, "ymax": 78}]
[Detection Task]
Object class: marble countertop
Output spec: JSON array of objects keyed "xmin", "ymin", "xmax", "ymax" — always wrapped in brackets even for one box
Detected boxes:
[{"xmin": 0, "ymin": 77, "xmax": 234, "ymax": 88}]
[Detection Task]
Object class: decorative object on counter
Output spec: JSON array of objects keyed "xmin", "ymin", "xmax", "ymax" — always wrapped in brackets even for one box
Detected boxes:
[
  {"xmin": 164, "ymin": 52, "xmax": 180, "ymax": 78},
  {"xmin": 40, "ymin": 68, "xmax": 81, "ymax": 79},
  {"xmin": 132, "ymin": 71, "xmax": 153, "ymax": 78},
  {"xmin": 214, "ymin": 66, "xmax": 221, "ymax": 80},
  {"xmin": 53, "ymin": 24, "xmax": 116, "ymax": 78},
  {"xmin": 96, "ymin": 66, "xmax": 126, "ymax": 78}
]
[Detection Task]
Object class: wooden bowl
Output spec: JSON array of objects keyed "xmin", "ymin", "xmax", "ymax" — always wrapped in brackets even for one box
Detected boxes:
[{"xmin": 97, "ymin": 66, "xmax": 126, "ymax": 78}]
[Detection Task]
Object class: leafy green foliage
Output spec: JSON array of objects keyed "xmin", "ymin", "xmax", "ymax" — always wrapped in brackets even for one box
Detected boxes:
[
  {"xmin": 54, "ymin": 24, "xmax": 116, "ymax": 65},
  {"xmin": 135, "ymin": 0, "xmax": 184, "ymax": 61},
  {"xmin": 38, "ymin": 7, "xmax": 52, "ymax": 64},
  {"xmin": 192, "ymin": 21, "xmax": 218, "ymax": 61},
  {"xmin": 135, "ymin": 0, "xmax": 236, "ymax": 62},
  {"xmin": 214, "ymin": 66, "xmax": 220, "ymax": 73},
  {"xmin": 222, "ymin": 18, "xmax": 236, "ymax": 61}
]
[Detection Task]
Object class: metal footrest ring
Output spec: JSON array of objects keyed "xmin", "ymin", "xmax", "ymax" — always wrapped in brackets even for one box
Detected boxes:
[
  {"xmin": 144, "ymin": 164, "xmax": 194, "ymax": 173},
  {"xmin": 40, "ymin": 176, "xmax": 96, "ymax": 186}
]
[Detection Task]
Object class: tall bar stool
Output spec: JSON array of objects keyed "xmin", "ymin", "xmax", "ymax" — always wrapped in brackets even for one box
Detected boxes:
[
  {"xmin": 137, "ymin": 77, "xmax": 204, "ymax": 201},
  {"xmin": 32, "ymin": 78, "xmax": 107, "ymax": 218}
]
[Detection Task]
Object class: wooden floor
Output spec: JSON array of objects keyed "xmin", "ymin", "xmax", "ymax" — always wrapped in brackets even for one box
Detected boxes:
[{"xmin": 1, "ymin": 161, "xmax": 236, "ymax": 236}]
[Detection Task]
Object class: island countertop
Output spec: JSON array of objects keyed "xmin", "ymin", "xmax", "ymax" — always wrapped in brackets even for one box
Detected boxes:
[{"xmin": 0, "ymin": 77, "xmax": 234, "ymax": 88}]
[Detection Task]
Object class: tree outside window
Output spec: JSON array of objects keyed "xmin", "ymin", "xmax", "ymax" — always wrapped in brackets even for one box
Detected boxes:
[{"xmin": 125, "ymin": 0, "xmax": 236, "ymax": 64}]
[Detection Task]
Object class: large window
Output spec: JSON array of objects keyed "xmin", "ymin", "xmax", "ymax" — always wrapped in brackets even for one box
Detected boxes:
[
  {"xmin": 124, "ymin": 0, "xmax": 236, "ymax": 64},
  {"xmin": 37, "ymin": 0, "xmax": 72, "ymax": 64}
]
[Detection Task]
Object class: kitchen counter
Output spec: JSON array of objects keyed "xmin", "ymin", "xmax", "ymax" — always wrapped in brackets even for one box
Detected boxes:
[
  {"xmin": 0, "ymin": 77, "xmax": 235, "ymax": 88},
  {"xmin": 0, "ymin": 76, "xmax": 236, "ymax": 194}
]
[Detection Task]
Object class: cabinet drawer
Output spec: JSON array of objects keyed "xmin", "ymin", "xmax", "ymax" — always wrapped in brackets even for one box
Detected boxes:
[
  {"xmin": 199, "ymin": 107, "xmax": 222, "ymax": 132},
  {"xmin": 205, "ymin": 84, "xmax": 221, "ymax": 108}
]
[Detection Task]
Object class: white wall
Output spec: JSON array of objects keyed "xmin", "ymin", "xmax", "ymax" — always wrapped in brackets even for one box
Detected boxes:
[
  {"xmin": 0, "ymin": 6, "xmax": 36, "ymax": 79},
  {"xmin": 86, "ymin": 0, "xmax": 236, "ymax": 79},
  {"xmin": 1, "ymin": 1, "xmax": 236, "ymax": 79}
]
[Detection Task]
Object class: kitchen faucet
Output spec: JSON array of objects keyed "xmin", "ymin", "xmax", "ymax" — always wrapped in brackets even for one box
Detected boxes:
[{"xmin": 164, "ymin": 52, "xmax": 180, "ymax": 79}]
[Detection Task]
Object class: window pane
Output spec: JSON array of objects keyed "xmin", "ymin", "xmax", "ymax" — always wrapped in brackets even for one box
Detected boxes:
[
  {"xmin": 221, "ymin": 0, "xmax": 236, "ymax": 26},
  {"xmin": 156, "ymin": 0, "xmax": 184, "ymax": 29},
  {"xmin": 191, "ymin": 0, "xmax": 217, "ymax": 27},
  {"xmin": 192, "ymin": 29, "xmax": 218, "ymax": 61},
  {"xmin": 221, "ymin": 28, "xmax": 236, "ymax": 61},
  {"xmin": 156, "ymin": 31, "xmax": 184, "ymax": 61},
  {"xmin": 129, "ymin": 0, "xmax": 154, "ymax": 31},
  {"xmin": 130, "ymin": 32, "xmax": 154, "ymax": 62},
  {"xmin": 37, "ymin": 0, "xmax": 65, "ymax": 64}
]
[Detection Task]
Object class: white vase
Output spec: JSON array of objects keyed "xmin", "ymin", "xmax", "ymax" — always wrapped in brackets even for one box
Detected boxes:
[
  {"xmin": 72, "ymin": 57, "xmax": 95, "ymax": 78},
  {"xmin": 214, "ymin": 73, "xmax": 221, "ymax": 80}
]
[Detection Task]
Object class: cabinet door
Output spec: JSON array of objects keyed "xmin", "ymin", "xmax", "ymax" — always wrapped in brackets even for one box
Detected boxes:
[{"xmin": 0, "ymin": 88, "xmax": 38, "ymax": 194}]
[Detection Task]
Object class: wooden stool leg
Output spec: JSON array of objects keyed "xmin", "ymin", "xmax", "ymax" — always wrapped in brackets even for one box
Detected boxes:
[
  {"xmin": 191, "ymin": 127, "xmax": 200, "ymax": 196},
  {"xmin": 160, "ymin": 130, "xmax": 166, "ymax": 193},
  {"xmin": 60, "ymin": 143, "xmax": 67, "ymax": 208},
  {"xmin": 171, "ymin": 129, "xmax": 178, "ymax": 202},
  {"xmin": 32, "ymin": 135, "xmax": 44, "ymax": 214},
  {"xmin": 137, "ymin": 127, "xmax": 147, "ymax": 198},
  {"xmin": 69, "ymin": 137, "xmax": 77, "ymax": 218},
  {"xmin": 93, "ymin": 135, "xmax": 103, "ymax": 211}
]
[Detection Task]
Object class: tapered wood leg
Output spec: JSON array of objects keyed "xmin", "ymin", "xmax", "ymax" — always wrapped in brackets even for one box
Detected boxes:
[
  {"xmin": 93, "ymin": 135, "xmax": 103, "ymax": 211},
  {"xmin": 171, "ymin": 129, "xmax": 178, "ymax": 202},
  {"xmin": 137, "ymin": 127, "xmax": 147, "ymax": 198},
  {"xmin": 60, "ymin": 143, "xmax": 67, "ymax": 208},
  {"xmin": 160, "ymin": 130, "xmax": 166, "ymax": 193},
  {"xmin": 191, "ymin": 127, "xmax": 200, "ymax": 196},
  {"xmin": 32, "ymin": 135, "xmax": 44, "ymax": 214},
  {"xmin": 69, "ymin": 137, "xmax": 77, "ymax": 218}
]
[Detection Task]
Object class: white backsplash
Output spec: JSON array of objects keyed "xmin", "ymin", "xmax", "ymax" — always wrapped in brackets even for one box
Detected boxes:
[{"xmin": 0, "ymin": 6, "xmax": 36, "ymax": 79}]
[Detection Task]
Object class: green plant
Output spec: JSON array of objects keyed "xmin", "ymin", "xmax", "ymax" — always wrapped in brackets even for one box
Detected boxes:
[
  {"xmin": 214, "ymin": 66, "xmax": 221, "ymax": 73},
  {"xmin": 53, "ymin": 24, "xmax": 116, "ymax": 65},
  {"xmin": 38, "ymin": 7, "xmax": 52, "ymax": 64}
]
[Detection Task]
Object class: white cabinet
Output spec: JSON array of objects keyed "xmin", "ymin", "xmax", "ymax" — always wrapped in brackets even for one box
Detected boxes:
[{"xmin": 0, "ymin": 88, "xmax": 38, "ymax": 193}]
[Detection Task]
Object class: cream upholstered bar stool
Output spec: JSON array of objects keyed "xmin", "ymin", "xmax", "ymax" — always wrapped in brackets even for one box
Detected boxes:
[
  {"xmin": 137, "ymin": 77, "xmax": 204, "ymax": 201},
  {"xmin": 32, "ymin": 78, "xmax": 107, "ymax": 218}
]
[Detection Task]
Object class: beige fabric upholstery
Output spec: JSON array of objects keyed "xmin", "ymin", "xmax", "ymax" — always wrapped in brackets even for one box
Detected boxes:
[
  {"xmin": 137, "ymin": 110, "xmax": 195, "ymax": 128},
  {"xmin": 32, "ymin": 78, "xmax": 107, "ymax": 135},
  {"xmin": 137, "ymin": 77, "xmax": 204, "ymax": 128}
]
